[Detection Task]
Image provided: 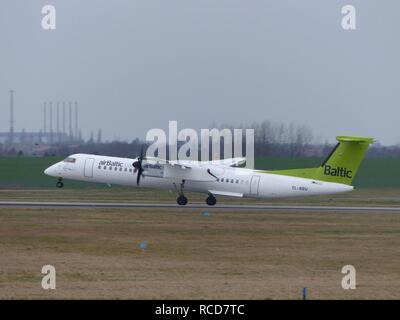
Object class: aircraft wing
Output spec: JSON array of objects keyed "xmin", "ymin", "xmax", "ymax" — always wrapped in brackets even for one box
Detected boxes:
[
  {"xmin": 146, "ymin": 158, "xmax": 217, "ymax": 182},
  {"xmin": 143, "ymin": 157, "xmax": 230, "ymax": 181},
  {"xmin": 162, "ymin": 160, "xmax": 217, "ymax": 182},
  {"xmin": 144, "ymin": 157, "xmax": 194, "ymax": 169},
  {"xmin": 166, "ymin": 160, "xmax": 193, "ymax": 169},
  {"xmin": 145, "ymin": 156, "xmax": 245, "ymax": 168},
  {"xmin": 206, "ymin": 157, "xmax": 246, "ymax": 167}
]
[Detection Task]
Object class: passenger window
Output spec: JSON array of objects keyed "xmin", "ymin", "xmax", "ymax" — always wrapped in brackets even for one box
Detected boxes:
[
  {"xmin": 124, "ymin": 168, "xmax": 127, "ymax": 172},
  {"xmin": 98, "ymin": 166, "xmax": 101, "ymax": 170},
  {"xmin": 109, "ymin": 167, "xmax": 112, "ymax": 170},
  {"xmin": 119, "ymin": 168, "xmax": 122, "ymax": 171},
  {"xmin": 103, "ymin": 166, "xmax": 106, "ymax": 170},
  {"xmin": 114, "ymin": 167, "xmax": 117, "ymax": 171},
  {"xmin": 216, "ymin": 178, "xmax": 219, "ymax": 182},
  {"xmin": 226, "ymin": 179, "xmax": 229, "ymax": 183},
  {"xmin": 129, "ymin": 169, "xmax": 132, "ymax": 172},
  {"xmin": 236, "ymin": 180, "xmax": 239, "ymax": 184},
  {"xmin": 231, "ymin": 179, "xmax": 234, "ymax": 183},
  {"xmin": 221, "ymin": 178, "xmax": 224, "ymax": 182}
]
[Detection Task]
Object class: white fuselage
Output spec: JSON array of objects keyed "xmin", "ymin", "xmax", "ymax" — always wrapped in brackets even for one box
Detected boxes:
[{"xmin": 44, "ymin": 153, "xmax": 353, "ymax": 199}]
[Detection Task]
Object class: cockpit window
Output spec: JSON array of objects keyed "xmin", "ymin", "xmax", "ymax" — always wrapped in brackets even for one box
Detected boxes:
[{"xmin": 63, "ymin": 157, "xmax": 76, "ymax": 163}]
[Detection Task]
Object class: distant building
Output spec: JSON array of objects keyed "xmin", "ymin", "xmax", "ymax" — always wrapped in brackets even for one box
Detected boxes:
[{"xmin": 0, "ymin": 131, "xmax": 70, "ymax": 145}]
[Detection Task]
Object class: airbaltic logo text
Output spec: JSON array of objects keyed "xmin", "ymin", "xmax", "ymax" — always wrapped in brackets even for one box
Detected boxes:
[
  {"xmin": 99, "ymin": 160, "xmax": 123, "ymax": 167},
  {"xmin": 324, "ymin": 165, "xmax": 352, "ymax": 178}
]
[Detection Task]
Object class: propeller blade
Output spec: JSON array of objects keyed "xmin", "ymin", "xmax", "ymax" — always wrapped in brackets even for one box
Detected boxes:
[
  {"xmin": 136, "ymin": 168, "xmax": 142, "ymax": 185},
  {"xmin": 134, "ymin": 145, "xmax": 146, "ymax": 186}
]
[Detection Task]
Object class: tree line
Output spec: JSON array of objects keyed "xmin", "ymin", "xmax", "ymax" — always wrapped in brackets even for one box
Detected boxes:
[{"xmin": 0, "ymin": 121, "xmax": 399, "ymax": 158}]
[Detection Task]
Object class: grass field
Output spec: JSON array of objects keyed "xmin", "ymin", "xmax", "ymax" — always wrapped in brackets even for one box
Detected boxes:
[
  {"xmin": 0, "ymin": 156, "xmax": 399, "ymax": 188},
  {"xmin": 0, "ymin": 187, "xmax": 400, "ymax": 207},
  {"xmin": 0, "ymin": 205, "xmax": 399, "ymax": 299},
  {"xmin": 0, "ymin": 156, "xmax": 399, "ymax": 299}
]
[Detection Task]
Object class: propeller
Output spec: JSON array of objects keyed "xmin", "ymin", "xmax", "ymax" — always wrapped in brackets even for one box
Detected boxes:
[{"xmin": 133, "ymin": 146, "xmax": 145, "ymax": 186}]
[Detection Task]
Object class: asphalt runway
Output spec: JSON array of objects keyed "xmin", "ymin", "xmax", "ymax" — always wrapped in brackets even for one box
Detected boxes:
[{"xmin": 0, "ymin": 200, "xmax": 400, "ymax": 212}]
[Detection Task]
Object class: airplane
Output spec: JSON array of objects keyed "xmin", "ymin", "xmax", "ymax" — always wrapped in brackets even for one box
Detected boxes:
[{"xmin": 44, "ymin": 136, "xmax": 373, "ymax": 206}]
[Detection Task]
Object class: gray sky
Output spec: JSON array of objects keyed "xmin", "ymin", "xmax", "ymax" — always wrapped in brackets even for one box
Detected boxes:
[{"xmin": 0, "ymin": 0, "xmax": 399, "ymax": 144}]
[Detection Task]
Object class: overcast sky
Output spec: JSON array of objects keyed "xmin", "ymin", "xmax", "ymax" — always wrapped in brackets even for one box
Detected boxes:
[{"xmin": 0, "ymin": 0, "xmax": 399, "ymax": 144}]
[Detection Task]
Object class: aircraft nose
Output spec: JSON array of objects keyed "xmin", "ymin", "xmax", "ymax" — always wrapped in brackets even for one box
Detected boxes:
[
  {"xmin": 44, "ymin": 165, "xmax": 56, "ymax": 176},
  {"xmin": 44, "ymin": 166, "xmax": 51, "ymax": 176}
]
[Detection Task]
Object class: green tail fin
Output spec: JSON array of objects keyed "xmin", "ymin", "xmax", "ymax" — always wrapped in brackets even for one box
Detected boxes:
[
  {"xmin": 313, "ymin": 136, "xmax": 374, "ymax": 185},
  {"xmin": 270, "ymin": 136, "xmax": 374, "ymax": 185}
]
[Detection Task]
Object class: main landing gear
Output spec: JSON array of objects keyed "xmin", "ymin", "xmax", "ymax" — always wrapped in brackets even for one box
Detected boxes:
[
  {"xmin": 175, "ymin": 180, "xmax": 188, "ymax": 206},
  {"xmin": 177, "ymin": 195, "xmax": 188, "ymax": 206},
  {"xmin": 56, "ymin": 178, "xmax": 64, "ymax": 188},
  {"xmin": 206, "ymin": 193, "xmax": 216, "ymax": 206},
  {"xmin": 173, "ymin": 181, "xmax": 217, "ymax": 206}
]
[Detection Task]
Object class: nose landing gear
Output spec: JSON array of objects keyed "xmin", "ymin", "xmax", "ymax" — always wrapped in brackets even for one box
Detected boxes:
[{"xmin": 56, "ymin": 178, "xmax": 64, "ymax": 188}]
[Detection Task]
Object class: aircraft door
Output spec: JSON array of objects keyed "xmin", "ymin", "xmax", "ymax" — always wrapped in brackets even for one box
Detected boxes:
[
  {"xmin": 250, "ymin": 175, "xmax": 260, "ymax": 195},
  {"xmin": 84, "ymin": 158, "xmax": 95, "ymax": 178}
]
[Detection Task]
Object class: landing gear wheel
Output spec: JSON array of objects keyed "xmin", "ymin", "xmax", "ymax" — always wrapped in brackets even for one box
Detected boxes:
[
  {"xmin": 206, "ymin": 195, "xmax": 216, "ymax": 206},
  {"xmin": 177, "ymin": 195, "xmax": 188, "ymax": 206},
  {"xmin": 56, "ymin": 179, "xmax": 64, "ymax": 188}
]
